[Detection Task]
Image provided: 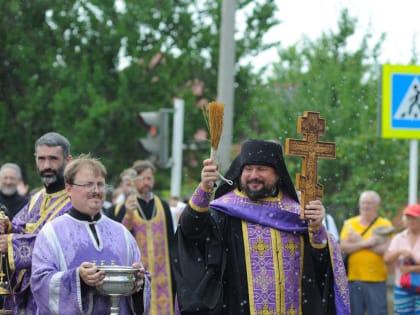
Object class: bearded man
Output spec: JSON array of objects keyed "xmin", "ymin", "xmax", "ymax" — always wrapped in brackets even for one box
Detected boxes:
[
  {"xmin": 0, "ymin": 163, "xmax": 28, "ymax": 220},
  {"xmin": 172, "ymin": 139, "xmax": 350, "ymax": 315},
  {"xmin": 0, "ymin": 132, "xmax": 73, "ymax": 314},
  {"xmin": 108, "ymin": 160, "xmax": 176, "ymax": 315}
]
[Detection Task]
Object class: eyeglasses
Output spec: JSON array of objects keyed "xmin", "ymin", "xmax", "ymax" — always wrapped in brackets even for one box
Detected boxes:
[{"xmin": 71, "ymin": 182, "xmax": 106, "ymax": 192}]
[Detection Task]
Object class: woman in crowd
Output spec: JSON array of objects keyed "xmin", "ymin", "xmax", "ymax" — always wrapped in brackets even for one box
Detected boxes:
[{"xmin": 384, "ymin": 204, "xmax": 420, "ymax": 314}]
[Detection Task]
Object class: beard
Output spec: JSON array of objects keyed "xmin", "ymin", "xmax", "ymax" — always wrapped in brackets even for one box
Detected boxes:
[
  {"xmin": 240, "ymin": 179, "xmax": 277, "ymax": 201},
  {"xmin": 0, "ymin": 187, "xmax": 17, "ymax": 196},
  {"xmin": 39, "ymin": 165, "xmax": 65, "ymax": 186},
  {"xmin": 40, "ymin": 174, "xmax": 57, "ymax": 186},
  {"xmin": 139, "ymin": 185, "xmax": 153, "ymax": 198}
]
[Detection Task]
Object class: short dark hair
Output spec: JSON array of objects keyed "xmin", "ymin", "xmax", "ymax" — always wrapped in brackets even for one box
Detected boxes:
[
  {"xmin": 132, "ymin": 160, "xmax": 155, "ymax": 175},
  {"xmin": 34, "ymin": 132, "xmax": 71, "ymax": 158}
]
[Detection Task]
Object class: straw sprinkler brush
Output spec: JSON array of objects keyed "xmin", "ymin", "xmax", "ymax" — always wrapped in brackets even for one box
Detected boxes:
[{"xmin": 202, "ymin": 101, "xmax": 233, "ymax": 186}]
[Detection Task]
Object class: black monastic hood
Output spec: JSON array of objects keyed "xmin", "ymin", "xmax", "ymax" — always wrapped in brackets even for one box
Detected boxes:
[{"xmin": 215, "ymin": 139, "xmax": 299, "ymax": 203}]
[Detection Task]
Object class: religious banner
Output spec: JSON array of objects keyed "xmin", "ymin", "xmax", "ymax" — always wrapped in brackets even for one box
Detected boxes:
[{"xmin": 285, "ymin": 111, "xmax": 336, "ymax": 218}]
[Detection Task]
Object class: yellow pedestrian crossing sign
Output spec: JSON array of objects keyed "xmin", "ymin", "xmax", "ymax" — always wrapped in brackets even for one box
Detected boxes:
[{"xmin": 379, "ymin": 64, "xmax": 420, "ymax": 139}]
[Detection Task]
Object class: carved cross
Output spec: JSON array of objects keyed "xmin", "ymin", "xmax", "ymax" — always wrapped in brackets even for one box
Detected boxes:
[{"xmin": 285, "ymin": 111, "xmax": 336, "ymax": 219}]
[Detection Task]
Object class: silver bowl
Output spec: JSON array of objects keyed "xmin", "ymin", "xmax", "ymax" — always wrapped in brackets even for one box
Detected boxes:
[{"xmin": 96, "ymin": 266, "xmax": 139, "ymax": 297}]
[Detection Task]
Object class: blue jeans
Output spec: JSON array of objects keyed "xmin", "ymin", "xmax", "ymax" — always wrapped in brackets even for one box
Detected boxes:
[{"xmin": 349, "ymin": 281, "xmax": 388, "ymax": 315}]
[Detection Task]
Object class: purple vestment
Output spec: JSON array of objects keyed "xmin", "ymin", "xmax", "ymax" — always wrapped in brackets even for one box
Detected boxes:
[
  {"xmin": 121, "ymin": 196, "xmax": 174, "ymax": 315},
  {"xmin": 4, "ymin": 188, "xmax": 72, "ymax": 314},
  {"xmin": 31, "ymin": 213, "xmax": 151, "ymax": 315},
  {"xmin": 176, "ymin": 186, "xmax": 350, "ymax": 314},
  {"xmin": 210, "ymin": 189, "xmax": 350, "ymax": 315}
]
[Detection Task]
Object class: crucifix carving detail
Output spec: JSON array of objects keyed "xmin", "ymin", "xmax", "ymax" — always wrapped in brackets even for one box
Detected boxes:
[{"xmin": 285, "ymin": 111, "xmax": 336, "ymax": 219}]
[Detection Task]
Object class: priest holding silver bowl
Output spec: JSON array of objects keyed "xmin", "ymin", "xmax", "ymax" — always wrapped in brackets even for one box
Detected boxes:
[{"xmin": 31, "ymin": 155, "xmax": 151, "ymax": 314}]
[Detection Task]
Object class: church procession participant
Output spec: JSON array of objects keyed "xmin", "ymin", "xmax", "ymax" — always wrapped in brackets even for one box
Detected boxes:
[
  {"xmin": 31, "ymin": 154, "xmax": 151, "ymax": 314},
  {"xmin": 108, "ymin": 160, "xmax": 176, "ymax": 315},
  {"xmin": 0, "ymin": 163, "xmax": 29, "ymax": 220},
  {"xmin": 172, "ymin": 139, "xmax": 350, "ymax": 315},
  {"xmin": 0, "ymin": 132, "xmax": 73, "ymax": 314}
]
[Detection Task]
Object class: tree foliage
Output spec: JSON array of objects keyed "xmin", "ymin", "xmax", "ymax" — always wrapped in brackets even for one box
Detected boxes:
[
  {"xmin": 237, "ymin": 9, "xmax": 411, "ymax": 228},
  {"xmin": 0, "ymin": 0, "xmax": 278, "ymax": 196}
]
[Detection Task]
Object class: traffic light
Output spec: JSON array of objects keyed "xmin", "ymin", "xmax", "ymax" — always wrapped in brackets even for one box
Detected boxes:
[{"xmin": 138, "ymin": 109, "xmax": 170, "ymax": 168}]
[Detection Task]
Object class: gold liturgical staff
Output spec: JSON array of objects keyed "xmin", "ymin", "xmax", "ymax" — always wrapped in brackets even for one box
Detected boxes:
[
  {"xmin": 0, "ymin": 209, "xmax": 12, "ymax": 315},
  {"xmin": 285, "ymin": 111, "xmax": 336, "ymax": 219}
]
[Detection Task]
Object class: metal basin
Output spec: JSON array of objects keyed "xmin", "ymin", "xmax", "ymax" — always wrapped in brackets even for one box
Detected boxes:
[{"xmin": 96, "ymin": 266, "xmax": 139, "ymax": 297}]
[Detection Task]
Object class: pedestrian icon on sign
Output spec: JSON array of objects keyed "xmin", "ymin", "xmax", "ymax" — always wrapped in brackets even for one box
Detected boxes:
[
  {"xmin": 406, "ymin": 85, "xmax": 420, "ymax": 118},
  {"xmin": 394, "ymin": 77, "xmax": 420, "ymax": 119}
]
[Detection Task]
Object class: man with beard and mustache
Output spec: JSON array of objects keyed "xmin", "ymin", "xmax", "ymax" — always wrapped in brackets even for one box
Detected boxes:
[
  {"xmin": 107, "ymin": 160, "xmax": 176, "ymax": 315},
  {"xmin": 0, "ymin": 163, "xmax": 29, "ymax": 220},
  {"xmin": 172, "ymin": 139, "xmax": 350, "ymax": 315},
  {"xmin": 0, "ymin": 132, "xmax": 73, "ymax": 314}
]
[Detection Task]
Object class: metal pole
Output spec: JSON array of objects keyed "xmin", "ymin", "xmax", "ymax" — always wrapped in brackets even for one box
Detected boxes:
[
  {"xmin": 170, "ymin": 98, "xmax": 184, "ymax": 197},
  {"xmin": 408, "ymin": 139, "xmax": 418, "ymax": 204},
  {"xmin": 217, "ymin": 0, "xmax": 236, "ymax": 172}
]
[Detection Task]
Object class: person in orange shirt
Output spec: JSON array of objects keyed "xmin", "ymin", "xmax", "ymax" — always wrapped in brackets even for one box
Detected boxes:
[{"xmin": 340, "ymin": 190, "xmax": 394, "ymax": 315}]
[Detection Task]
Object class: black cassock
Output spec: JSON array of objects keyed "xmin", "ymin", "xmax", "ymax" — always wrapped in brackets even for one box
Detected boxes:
[{"xmin": 172, "ymin": 206, "xmax": 337, "ymax": 315}]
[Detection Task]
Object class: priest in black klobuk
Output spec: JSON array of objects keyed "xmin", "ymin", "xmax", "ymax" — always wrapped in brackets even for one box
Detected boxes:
[{"xmin": 172, "ymin": 139, "xmax": 350, "ymax": 315}]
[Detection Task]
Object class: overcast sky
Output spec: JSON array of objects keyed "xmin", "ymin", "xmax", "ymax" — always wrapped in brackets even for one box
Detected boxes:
[{"xmin": 251, "ymin": 0, "xmax": 420, "ymax": 70}]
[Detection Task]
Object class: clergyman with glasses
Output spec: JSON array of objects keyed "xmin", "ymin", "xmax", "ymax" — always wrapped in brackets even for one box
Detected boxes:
[
  {"xmin": 0, "ymin": 132, "xmax": 73, "ymax": 314},
  {"xmin": 31, "ymin": 154, "xmax": 151, "ymax": 314}
]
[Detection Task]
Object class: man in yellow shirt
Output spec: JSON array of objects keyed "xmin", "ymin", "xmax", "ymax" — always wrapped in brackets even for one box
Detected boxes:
[{"xmin": 340, "ymin": 190, "xmax": 393, "ymax": 315}]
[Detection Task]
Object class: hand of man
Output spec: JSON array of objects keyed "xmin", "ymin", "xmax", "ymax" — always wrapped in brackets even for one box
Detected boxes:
[
  {"xmin": 365, "ymin": 235, "xmax": 382, "ymax": 248},
  {"xmin": 201, "ymin": 159, "xmax": 219, "ymax": 190},
  {"xmin": 132, "ymin": 262, "xmax": 146, "ymax": 292},
  {"xmin": 347, "ymin": 231, "xmax": 363, "ymax": 242},
  {"xmin": 79, "ymin": 262, "xmax": 105, "ymax": 287},
  {"xmin": 304, "ymin": 200, "xmax": 325, "ymax": 227},
  {"xmin": 0, "ymin": 234, "xmax": 8, "ymax": 253},
  {"xmin": 124, "ymin": 194, "xmax": 138, "ymax": 214},
  {"xmin": 0, "ymin": 218, "xmax": 10, "ymax": 234}
]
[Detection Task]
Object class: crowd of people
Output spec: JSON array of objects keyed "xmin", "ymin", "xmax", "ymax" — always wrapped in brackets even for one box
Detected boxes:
[{"xmin": 0, "ymin": 132, "xmax": 418, "ymax": 315}]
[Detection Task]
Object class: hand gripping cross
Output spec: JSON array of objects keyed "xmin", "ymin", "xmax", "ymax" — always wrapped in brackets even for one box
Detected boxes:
[{"xmin": 285, "ymin": 111, "xmax": 336, "ymax": 219}]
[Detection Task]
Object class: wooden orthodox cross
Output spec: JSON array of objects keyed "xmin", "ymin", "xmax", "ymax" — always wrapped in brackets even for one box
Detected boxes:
[{"xmin": 285, "ymin": 111, "xmax": 336, "ymax": 219}]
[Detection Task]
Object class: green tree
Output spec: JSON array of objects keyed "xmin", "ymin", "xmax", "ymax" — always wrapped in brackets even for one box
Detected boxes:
[
  {"xmin": 0, "ymin": 0, "xmax": 278, "ymax": 196},
  {"xmin": 235, "ymin": 9, "xmax": 411, "ymax": 227}
]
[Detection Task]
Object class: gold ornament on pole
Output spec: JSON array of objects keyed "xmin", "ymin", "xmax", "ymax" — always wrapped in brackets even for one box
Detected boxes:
[
  {"xmin": 0, "ymin": 210, "xmax": 10, "ymax": 295},
  {"xmin": 0, "ymin": 208, "xmax": 12, "ymax": 315}
]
